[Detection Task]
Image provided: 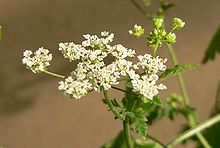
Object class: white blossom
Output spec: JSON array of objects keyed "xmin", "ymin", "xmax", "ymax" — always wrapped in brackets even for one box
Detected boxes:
[
  {"xmin": 137, "ymin": 54, "xmax": 167, "ymax": 74},
  {"xmin": 58, "ymin": 42, "xmax": 86, "ymax": 61},
  {"xmin": 128, "ymin": 54, "xmax": 167, "ymax": 100},
  {"xmin": 22, "ymin": 47, "xmax": 52, "ymax": 73},
  {"xmin": 58, "ymin": 76, "xmax": 93, "ymax": 99}
]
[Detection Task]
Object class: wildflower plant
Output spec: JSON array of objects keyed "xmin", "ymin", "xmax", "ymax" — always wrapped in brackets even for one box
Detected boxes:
[{"xmin": 21, "ymin": 1, "xmax": 220, "ymax": 147}]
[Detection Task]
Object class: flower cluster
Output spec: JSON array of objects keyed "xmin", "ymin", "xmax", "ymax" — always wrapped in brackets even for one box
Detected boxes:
[
  {"xmin": 172, "ymin": 18, "xmax": 185, "ymax": 30},
  {"xmin": 22, "ymin": 47, "xmax": 52, "ymax": 73},
  {"xmin": 128, "ymin": 54, "xmax": 167, "ymax": 100},
  {"xmin": 22, "ymin": 31, "xmax": 168, "ymax": 101},
  {"xmin": 129, "ymin": 24, "xmax": 145, "ymax": 38},
  {"xmin": 147, "ymin": 18, "xmax": 185, "ymax": 48},
  {"xmin": 58, "ymin": 31, "xmax": 136, "ymax": 98}
]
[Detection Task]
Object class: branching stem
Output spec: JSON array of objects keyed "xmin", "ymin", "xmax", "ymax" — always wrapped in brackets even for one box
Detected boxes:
[{"xmin": 167, "ymin": 113, "xmax": 220, "ymax": 147}]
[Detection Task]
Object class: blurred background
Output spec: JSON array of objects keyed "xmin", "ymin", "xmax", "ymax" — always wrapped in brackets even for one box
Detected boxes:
[{"xmin": 0, "ymin": 0, "xmax": 220, "ymax": 147}]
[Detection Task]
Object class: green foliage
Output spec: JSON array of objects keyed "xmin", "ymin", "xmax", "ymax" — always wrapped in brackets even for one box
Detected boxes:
[
  {"xmin": 198, "ymin": 82, "xmax": 220, "ymax": 147},
  {"xmin": 159, "ymin": 64, "xmax": 198, "ymax": 80},
  {"xmin": 202, "ymin": 25, "xmax": 220, "ymax": 64},
  {"xmin": 132, "ymin": 117, "xmax": 147, "ymax": 138}
]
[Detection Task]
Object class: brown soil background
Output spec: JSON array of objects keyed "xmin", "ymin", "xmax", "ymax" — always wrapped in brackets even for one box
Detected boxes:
[{"xmin": 0, "ymin": 0, "xmax": 220, "ymax": 147}]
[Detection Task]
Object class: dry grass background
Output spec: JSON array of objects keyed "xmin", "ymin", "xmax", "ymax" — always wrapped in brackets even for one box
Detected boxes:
[{"xmin": 0, "ymin": 0, "xmax": 220, "ymax": 147}]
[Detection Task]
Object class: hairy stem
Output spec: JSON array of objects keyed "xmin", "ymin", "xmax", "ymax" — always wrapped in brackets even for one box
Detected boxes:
[
  {"xmin": 123, "ymin": 117, "xmax": 133, "ymax": 148},
  {"xmin": 43, "ymin": 70, "xmax": 65, "ymax": 78},
  {"xmin": 167, "ymin": 113, "xmax": 220, "ymax": 147},
  {"xmin": 103, "ymin": 90, "xmax": 124, "ymax": 120}
]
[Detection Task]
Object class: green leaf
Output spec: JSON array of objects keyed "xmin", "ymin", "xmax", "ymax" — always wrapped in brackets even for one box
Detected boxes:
[
  {"xmin": 159, "ymin": 64, "xmax": 198, "ymax": 80},
  {"xmin": 198, "ymin": 82, "xmax": 220, "ymax": 147},
  {"xmin": 202, "ymin": 25, "xmax": 220, "ymax": 64},
  {"xmin": 132, "ymin": 117, "xmax": 147, "ymax": 138}
]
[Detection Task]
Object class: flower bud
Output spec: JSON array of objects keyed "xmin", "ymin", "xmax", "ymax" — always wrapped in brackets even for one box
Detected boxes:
[{"xmin": 172, "ymin": 18, "xmax": 185, "ymax": 30}]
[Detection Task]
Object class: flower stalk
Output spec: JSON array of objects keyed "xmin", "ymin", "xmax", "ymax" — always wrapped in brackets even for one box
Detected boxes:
[{"xmin": 43, "ymin": 70, "xmax": 65, "ymax": 78}]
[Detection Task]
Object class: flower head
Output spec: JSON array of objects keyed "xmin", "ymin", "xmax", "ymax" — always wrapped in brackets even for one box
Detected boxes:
[
  {"xmin": 128, "ymin": 54, "xmax": 167, "ymax": 100},
  {"xmin": 172, "ymin": 18, "xmax": 185, "ymax": 30},
  {"xmin": 22, "ymin": 47, "xmax": 52, "ymax": 73}
]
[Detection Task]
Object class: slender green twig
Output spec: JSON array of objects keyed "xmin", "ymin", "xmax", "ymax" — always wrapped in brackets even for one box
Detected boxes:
[
  {"xmin": 103, "ymin": 90, "xmax": 124, "ymax": 120},
  {"xmin": 43, "ymin": 70, "xmax": 66, "ymax": 78},
  {"xmin": 167, "ymin": 113, "xmax": 220, "ymax": 147}
]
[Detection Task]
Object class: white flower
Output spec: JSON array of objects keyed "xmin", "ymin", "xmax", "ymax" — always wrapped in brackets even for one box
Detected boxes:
[
  {"xmin": 128, "ymin": 54, "xmax": 167, "ymax": 100},
  {"xmin": 58, "ymin": 76, "xmax": 93, "ymax": 99},
  {"xmin": 58, "ymin": 42, "xmax": 86, "ymax": 61},
  {"xmin": 22, "ymin": 47, "xmax": 52, "ymax": 73},
  {"xmin": 111, "ymin": 44, "xmax": 135, "ymax": 59},
  {"xmin": 137, "ymin": 54, "xmax": 167, "ymax": 74}
]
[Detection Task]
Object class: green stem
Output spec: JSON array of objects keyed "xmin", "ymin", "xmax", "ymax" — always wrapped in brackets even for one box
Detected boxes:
[
  {"xmin": 152, "ymin": 42, "xmax": 159, "ymax": 57},
  {"xmin": 103, "ymin": 90, "xmax": 124, "ymax": 120},
  {"xmin": 123, "ymin": 117, "xmax": 133, "ymax": 148},
  {"xmin": 166, "ymin": 44, "xmax": 211, "ymax": 148},
  {"xmin": 167, "ymin": 44, "xmax": 189, "ymax": 105},
  {"xmin": 167, "ymin": 113, "xmax": 220, "ymax": 147},
  {"xmin": 43, "ymin": 70, "xmax": 65, "ymax": 78}
]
